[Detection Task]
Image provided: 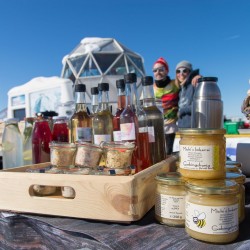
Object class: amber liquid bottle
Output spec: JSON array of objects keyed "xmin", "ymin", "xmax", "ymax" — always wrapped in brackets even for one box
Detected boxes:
[
  {"xmin": 120, "ymin": 73, "xmax": 151, "ymax": 172},
  {"xmin": 92, "ymin": 82, "xmax": 113, "ymax": 145},
  {"xmin": 70, "ymin": 84, "xmax": 92, "ymax": 143},
  {"xmin": 113, "ymin": 79, "xmax": 126, "ymax": 142},
  {"xmin": 90, "ymin": 87, "xmax": 99, "ymax": 116},
  {"xmin": 142, "ymin": 76, "xmax": 166, "ymax": 164}
]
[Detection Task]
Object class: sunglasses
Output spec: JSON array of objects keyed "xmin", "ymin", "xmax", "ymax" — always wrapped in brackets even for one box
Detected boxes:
[
  {"xmin": 153, "ymin": 66, "xmax": 165, "ymax": 73},
  {"xmin": 176, "ymin": 68, "xmax": 189, "ymax": 74}
]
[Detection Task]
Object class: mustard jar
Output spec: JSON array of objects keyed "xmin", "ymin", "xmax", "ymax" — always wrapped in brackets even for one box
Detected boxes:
[
  {"xmin": 226, "ymin": 172, "xmax": 246, "ymax": 223},
  {"xmin": 155, "ymin": 172, "xmax": 186, "ymax": 227},
  {"xmin": 185, "ymin": 179, "xmax": 239, "ymax": 244},
  {"xmin": 179, "ymin": 128, "xmax": 226, "ymax": 179}
]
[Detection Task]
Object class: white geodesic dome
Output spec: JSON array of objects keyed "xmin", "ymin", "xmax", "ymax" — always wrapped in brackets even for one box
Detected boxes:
[{"xmin": 61, "ymin": 37, "xmax": 146, "ymax": 110}]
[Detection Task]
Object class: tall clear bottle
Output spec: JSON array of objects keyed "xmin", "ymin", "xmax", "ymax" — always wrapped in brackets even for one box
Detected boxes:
[
  {"xmin": 90, "ymin": 87, "xmax": 99, "ymax": 116},
  {"xmin": 142, "ymin": 76, "xmax": 166, "ymax": 164},
  {"xmin": 2, "ymin": 118, "xmax": 24, "ymax": 169},
  {"xmin": 70, "ymin": 84, "xmax": 92, "ymax": 143},
  {"xmin": 92, "ymin": 82, "xmax": 113, "ymax": 145},
  {"xmin": 120, "ymin": 73, "xmax": 151, "ymax": 172},
  {"xmin": 113, "ymin": 79, "xmax": 126, "ymax": 142},
  {"xmin": 23, "ymin": 117, "xmax": 35, "ymax": 165}
]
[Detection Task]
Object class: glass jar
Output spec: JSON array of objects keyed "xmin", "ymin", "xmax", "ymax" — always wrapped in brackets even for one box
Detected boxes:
[
  {"xmin": 179, "ymin": 128, "xmax": 226, "ymax": 179},
  {"xmin": 100, "ymin": 141, "xmax": 135, "ymax": 169},
  {"xmin": 185, "ymin": 179, "xmax": 239, "ymax": 244},
  {"xmin": 155, "ymin": 172, "xmax": 186, "ymax": 227},
  {"xmin": 226, "ymin": 172, "xmax": 246, "ymax": 223},
  {"xmin": 226, "ymin": 160, "xmax": 242, "ymax": 174},
  {"xmin": 75, "ymin": 142, "xmax": 103, "ymax": 169},
  {"xmin": 49, "ymin": 142, "xmax": 76, "ymax": 168},
  {"xmin": 52, "ymin": 116, "xmax": 69, "ymax": 142}
]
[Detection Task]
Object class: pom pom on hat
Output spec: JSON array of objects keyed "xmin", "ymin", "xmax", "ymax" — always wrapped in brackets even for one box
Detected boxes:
[
  {"xmin": 153, "ymin": 57, "xmax": 169, "ymax": 72},
  {"xmin": 176, "ymin": 60, "xmax": 193, "ymax": 71}
]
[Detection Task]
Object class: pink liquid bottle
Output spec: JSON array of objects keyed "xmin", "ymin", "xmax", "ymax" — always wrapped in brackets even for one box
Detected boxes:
[
  {"xmin": 52, "ymin": 116, "xmax": 69, "ymax": 142},
  {"xmin": 32, "ymin": 117, "xmax": 52, "ymax": 164}
]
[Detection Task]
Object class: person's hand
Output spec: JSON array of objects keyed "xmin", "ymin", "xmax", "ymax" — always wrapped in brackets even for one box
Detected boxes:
[{"xmin": 192, "ymin": 75, "xmax": 202, "ymax": 86}]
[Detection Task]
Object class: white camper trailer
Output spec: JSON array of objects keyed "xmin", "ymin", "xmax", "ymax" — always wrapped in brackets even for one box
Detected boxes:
[{"xmin": 7, "ymin": 76, "xmax": 74, "ymax": 120}]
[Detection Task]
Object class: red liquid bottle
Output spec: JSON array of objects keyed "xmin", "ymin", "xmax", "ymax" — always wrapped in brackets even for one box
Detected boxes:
[
  {"xmin": 32, "ymin": 118, "xmax": 52, "ymax": 164},
  {"xmin": 52, "ymin": 116, "xmax": 69, "ymax": 142},
  {"xmin": 113, "ymin": 79, "xmax": 126, "ymax": 142}
]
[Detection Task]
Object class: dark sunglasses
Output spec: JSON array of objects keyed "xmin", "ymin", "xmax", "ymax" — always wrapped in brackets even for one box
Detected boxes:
[
  {"xmin": 176, "ymin": 68, "xmax": 189, "ymax": 74},
  {"xmin": 153, "ymin": 66, "xmax": 165, "ymax": 73}
]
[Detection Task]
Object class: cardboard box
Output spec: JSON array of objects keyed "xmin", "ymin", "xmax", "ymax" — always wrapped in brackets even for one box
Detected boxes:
[{"xmin": 0, "ymin": 157, "xmax": 176, "ymax": 222}]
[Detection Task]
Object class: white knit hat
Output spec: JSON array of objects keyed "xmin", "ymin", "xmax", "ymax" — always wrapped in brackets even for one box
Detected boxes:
[{"xmin": 176, "ymin": 60, "xmax": 193, "ymax": 71}]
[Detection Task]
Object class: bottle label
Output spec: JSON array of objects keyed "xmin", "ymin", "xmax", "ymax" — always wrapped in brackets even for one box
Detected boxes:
[
  {"xmin": 113, "ymin": 130, "xmax": 121, "ymax": 142},
  {"xmin": 120, "ymin": 123, "xmax": 136, "ymax": 140},
  {"xmin": 139, "ymin": 127, "xmax": 147, "ymax": 133},
  {"xmin": 76, "ymin": 127, "xmax": 92, "ymax": 141},
  {"xmin": 180, "ymin": 145, "xmax": 219, "ymax": 170},
  {"xmin": 185, "ymin": 201, "xmax": 238, "ymax": 234},
  {"xmin": 94, "ymin": 134, "xmax": 111, "ymax": 145},
  {"xmin": 148, "ymin": 126, "xmax": 155, "ymax": 143},
  {"xmin": 155, "ymin": 193, "xmax": 185, "ymax": 220}
]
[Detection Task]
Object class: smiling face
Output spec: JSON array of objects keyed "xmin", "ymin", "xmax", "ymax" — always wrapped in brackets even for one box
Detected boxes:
[
  {"xmin": 176, "ymin": 67, "xmax": 190, "ymax": 83},
  {"xmin": 153, "ymin": 63, "xmax": 168, "ymax": 81}
]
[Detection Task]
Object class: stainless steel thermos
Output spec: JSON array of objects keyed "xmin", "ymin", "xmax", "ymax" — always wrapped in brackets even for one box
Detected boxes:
[{"xmin": 191, "ymin": 77, "xmax": 223, "ymax": 129}]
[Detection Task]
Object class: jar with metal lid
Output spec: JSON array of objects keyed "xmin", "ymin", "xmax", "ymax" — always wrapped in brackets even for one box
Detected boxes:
[
  {"xmin": 179, "ymin": 128, "xmax": 226, "ymax": 179},
  {"xmin": 226, "ymin": 172, "xmax": 246, "ymax": 223},
  {"xmin": 185, "ymin": 179, "xmax": 239, "ymax": 243},
  {"xmin": 155, "ymin": 172, "xmax": 186, "ymax": 227},
  {"xmin": 49, "ymin": 142, "xmax": 76, "ymax": 168},
  {"xmin": 226, "ymin": 160, "xmax": 242, "ymax": 174},
  {"xmin": 75, "ymin": 142, "xmax": 103, "ymax": 169}
]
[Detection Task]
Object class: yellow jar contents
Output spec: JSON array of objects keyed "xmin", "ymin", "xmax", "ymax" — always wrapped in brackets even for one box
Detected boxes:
[
  {"xmin": 185, "ymin": 179, "xmax": 239, "ymax": 244},
  {"xmin": 179, "ymin": 128, "xmax": 226, "ymax": 179},
  {"xmin": 155, "ymin": 172, "xmax": 186, "ymax": 227},
  {"xmin": 226, "ymin": 172, "xmax": 246, "ymax": 223}
]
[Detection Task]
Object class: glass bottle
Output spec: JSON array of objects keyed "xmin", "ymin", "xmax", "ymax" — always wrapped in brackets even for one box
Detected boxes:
[
  {"xmin": 32, "ymin": 118, "xmax": 52, "ymax": 164},
  {"xmin": 2, "ymin": 118, "xmax": 24, "ymax": 169},
  {"xmin": 23, "ymin": 117, "xmax": 35, "ymax": 165},
  {"xmin": 90, "ymin": 87, "xmax": 99, "ymax": 115},
  {"xmin": 52, "ymin": 116, "xmax": 69, "ymax": 142},
  {"xmin": 92, "ymin": 82, "xmax": 113, "ymax": 145},
  {"xmin": 142, "ymin": 76, "xmax": 166, "ymax": 164},
  {"xmin": 113, "ymin": 79, "xmax": 126, "ymax": 142},
  {"xmin": 69, "ymin": 84, "xmax": 92, "ymax": 143},
  {"xmin": 120, "ymin": 73, "xmax": 151, "ymax": 172}
]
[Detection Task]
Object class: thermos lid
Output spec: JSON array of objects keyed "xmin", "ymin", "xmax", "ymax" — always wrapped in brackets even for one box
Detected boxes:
[{"xmin": 198, "ymin": 77, "xmax": 218, "ymax": 83}]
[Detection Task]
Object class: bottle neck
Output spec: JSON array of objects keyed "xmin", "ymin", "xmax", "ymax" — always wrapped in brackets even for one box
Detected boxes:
[
  {"xmin": 142, "ymin": 84, "xmax": 156, "ymax": 107},
  {"xmin": 75, "ymin": 91, "xmax": 87, "ymax": 111},
  {"xmin": 125, "ymin": 82, "xmax": 138, "ymax": 112},
  {"xmin": 117, "ymin": 88, "xmax": 126, "ymax": 109},
  {"xmin": 98, "ymin": 90, "xmax": 110, "ymax": 111}
]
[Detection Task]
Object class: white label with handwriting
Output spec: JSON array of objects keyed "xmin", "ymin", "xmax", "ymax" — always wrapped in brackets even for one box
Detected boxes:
[
  {"xmin": 185, "ymin": 202, "xmax": 238, "ymax": 234},
  {"xmin": 180, "ymin": 145, "xmax": 219, "ymax": 170}
]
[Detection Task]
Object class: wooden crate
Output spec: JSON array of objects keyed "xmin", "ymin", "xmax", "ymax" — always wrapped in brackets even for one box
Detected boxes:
[{"xmin": 0, "ymin": 157, "xmax": 176, "ymax": 222}]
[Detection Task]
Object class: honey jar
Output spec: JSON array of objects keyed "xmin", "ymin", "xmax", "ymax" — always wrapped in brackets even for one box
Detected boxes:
[
  {"xmin": 155, "ymin": 172, "xmax": 186, "ymax": 227},
  {"xmin": 226, "ymin": 160, "xmax": 242, "ymax": 174},
  {"xmin": 179, "ymin": 128, "xmax": 226, "ymax": 179},
  {"xmin": 226, "ymin": 172, "xmax": 246, "ymax": 223},
  {"xmin": 185, "ymin": 179, "xmax": 239, "ymax": 243}
]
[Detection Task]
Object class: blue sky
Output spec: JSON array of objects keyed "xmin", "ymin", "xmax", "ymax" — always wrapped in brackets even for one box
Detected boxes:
[{"xmin": 0, "ymin": 0, "xmax": 249, "ymax": 119}]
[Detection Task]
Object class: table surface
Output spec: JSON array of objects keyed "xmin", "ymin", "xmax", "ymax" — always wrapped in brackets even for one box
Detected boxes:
[{"xmin": 1, "ymin": 183, "xmax": 250, "ymax": 250}]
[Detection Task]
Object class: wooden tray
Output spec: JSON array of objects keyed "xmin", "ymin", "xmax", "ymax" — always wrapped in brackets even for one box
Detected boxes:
[{"xmin": 0, "ymin": 157, "xmax": 176, "ymax": 222}]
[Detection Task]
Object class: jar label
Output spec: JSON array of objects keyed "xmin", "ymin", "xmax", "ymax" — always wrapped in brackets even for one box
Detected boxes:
[
  {"xmin": 148, "ymin": 126, "xmax": 155, "ymax": 143},
  {"xmin": 155, "ymin": 193, "xmax": 185, "ymax": 220},
  {"xmin": 180, "ymin": 145, "xmax": 219, "ymax": 170},
  {"xmin": 185, "ymin": 202, "xmax": 238, "ymax": 234},
  {"xmin": 94, "ymin": 134, "xmax": 111, "ymax": 145},
  {"xmin": 76, "ymin": 127, "xmax": 92, "ymax": 141},
  {"xmin": 120, "ymin": 123, "xmax": 136, "ymax": 140}
]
